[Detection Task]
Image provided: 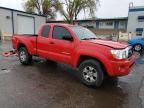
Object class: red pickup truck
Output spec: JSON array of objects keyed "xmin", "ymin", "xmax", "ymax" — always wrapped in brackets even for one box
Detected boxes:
[{"xmin": 12, "ymin": 23, "xmax": 135, "ymax": 87}]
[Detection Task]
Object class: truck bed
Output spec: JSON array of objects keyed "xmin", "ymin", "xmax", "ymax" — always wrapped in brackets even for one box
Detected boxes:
[{"xmin": 12, "ymin": 34, "xmax": 37, "ymax": 55}]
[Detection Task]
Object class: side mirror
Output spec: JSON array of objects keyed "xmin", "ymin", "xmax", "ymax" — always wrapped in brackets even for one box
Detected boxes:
[{"xmin": 62, "ymin": 36, "xmax": 73, "ymax": 41}]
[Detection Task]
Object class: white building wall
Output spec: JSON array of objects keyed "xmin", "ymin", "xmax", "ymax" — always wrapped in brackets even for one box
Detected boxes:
[
  {"xmin": 35, "ymin": 16, "xmax": 46, "ymax": 34},
  {"xmin": 127, "ymin": 6, "xmax": 144, "ymax": 38},
  {"xmin": 13, "ymin": 11, "xmax": 46, "ymax": 34},
  {"xmin": 0, "ymin": 8, "xmax": 13, "ymax": 35},
  {"xmin": 0, "ymin": 7, "xmax": 46, "ymax": 40}
]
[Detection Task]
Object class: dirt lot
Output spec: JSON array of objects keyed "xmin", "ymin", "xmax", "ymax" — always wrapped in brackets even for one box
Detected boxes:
[{"xmin": 0, "ymin": 41, "xmax": 144, "ymax": 108}]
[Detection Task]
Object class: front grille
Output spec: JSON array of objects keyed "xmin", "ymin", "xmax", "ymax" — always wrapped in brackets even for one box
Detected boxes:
[{"xmin": 128, "ymin": 47, "xmax": 133, "ymax": 58}]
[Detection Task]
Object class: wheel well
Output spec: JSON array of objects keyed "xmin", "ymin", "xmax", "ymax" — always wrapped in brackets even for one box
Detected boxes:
[
  {"xmin": 77, "ymin": 55, "xmax": 108, "ymax": 77},
  {"xmin": 18, "ymin": 43, "xmax": 26, "ymax": 51},
  {"xmin": 133, "ymin": 44, "xmax": 143, "ymax": 51},
  {"xmin": 134, "ymin": 43, "xmax": 142, "ymax": 46}
]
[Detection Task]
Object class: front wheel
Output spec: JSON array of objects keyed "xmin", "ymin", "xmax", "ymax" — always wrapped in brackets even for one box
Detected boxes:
[
  {"xmin": 18, "ymin": 47, "xmax": 32, "ymax": 65},
  {"xmin": 134, "ymin": 44, "xmax": 142, "ymax": 52},
  {"xmin": 78, "ymin": 59, "xmax": 104, "ymax": 87}
]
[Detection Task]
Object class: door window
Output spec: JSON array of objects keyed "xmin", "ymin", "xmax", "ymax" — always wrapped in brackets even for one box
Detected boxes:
[{"xmin": 53, "ymin": 26, "xmax": 72, "ymax": 40}]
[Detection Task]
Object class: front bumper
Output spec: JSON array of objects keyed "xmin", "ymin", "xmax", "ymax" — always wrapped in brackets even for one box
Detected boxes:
[{"xmin": 110, "ymin": 55, "xmax": 135, "ymax": 76}]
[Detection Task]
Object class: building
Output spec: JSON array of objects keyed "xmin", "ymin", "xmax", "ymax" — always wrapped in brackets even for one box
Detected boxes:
[
  {"xmin": 0, "ymin": 7, "xmax": 46, "ymax": 40},
  {"xmin": 0, "ymin": 4, "xmax": 138, "ymax": 41},
  {"xmin": 76, "ymin": 18, "xmax": 127, "ymax": 37},
  {"xmin": 127, "ymin": 6, "xmax": 144, "ymax": 38},
  {"xmin": 47, "ymin": 17, "xmax": 128, "ymax": 40}
]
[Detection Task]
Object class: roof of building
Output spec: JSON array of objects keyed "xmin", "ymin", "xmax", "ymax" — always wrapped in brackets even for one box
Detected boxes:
[
  {"xmin": 47, "ymin": 17, "xmax": 128, "ymax": 23},
  {"xmin": 77, "ymin": 17, "xmax": 128, "ymax": 22},
  {"xmin": 129, "ymin": 6, "xmax": 144, "ymax": 12},
  {"xmin": 0, "ymin": 6, "xmax": 46, "ymax": 17}
]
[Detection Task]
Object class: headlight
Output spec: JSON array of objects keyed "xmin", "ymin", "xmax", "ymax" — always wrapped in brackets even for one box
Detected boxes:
[{"xmin": 111, "ymin": 48, "xmax": 128, "ymax": 60}]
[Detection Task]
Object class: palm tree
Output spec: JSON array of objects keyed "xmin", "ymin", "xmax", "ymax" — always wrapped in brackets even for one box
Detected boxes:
[{"xmin": 57, "ymin": 0, "xmax": 99, "ymax": 24}]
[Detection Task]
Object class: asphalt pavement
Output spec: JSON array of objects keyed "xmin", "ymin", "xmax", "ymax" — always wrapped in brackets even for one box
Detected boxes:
[{"xmin": 0, "ymin": 41, "xmax": 144, "ymax": 108}]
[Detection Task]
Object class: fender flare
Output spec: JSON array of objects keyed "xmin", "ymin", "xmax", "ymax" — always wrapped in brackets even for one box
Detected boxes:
[{"xmin": 73, "ymin": 52, "xmax": 114, "ymax": 76}]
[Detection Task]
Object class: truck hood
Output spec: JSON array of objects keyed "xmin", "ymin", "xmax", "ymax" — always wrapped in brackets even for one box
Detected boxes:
[{"xmin": 86, "ymin": 39, "xmax": 128, "ymax": 49}]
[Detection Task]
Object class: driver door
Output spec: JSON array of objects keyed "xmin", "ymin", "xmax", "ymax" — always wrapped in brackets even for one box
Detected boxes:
[{"xmin": 48, "ymin": 26, "xmax": 74, "ymax": 64}]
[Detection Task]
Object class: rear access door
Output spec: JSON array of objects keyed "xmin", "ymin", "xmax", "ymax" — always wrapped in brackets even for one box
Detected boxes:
[{"xmin": 17, "ymin": 15, "xmax": 35, "ymax": 34}]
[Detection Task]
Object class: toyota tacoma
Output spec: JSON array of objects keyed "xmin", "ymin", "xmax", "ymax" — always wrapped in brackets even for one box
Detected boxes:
[{"xmin": 12, "ymin": 23, "xmax": 135, "ymax": 87}]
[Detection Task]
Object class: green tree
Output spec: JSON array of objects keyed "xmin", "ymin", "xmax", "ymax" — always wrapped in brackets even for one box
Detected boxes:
[
  {"xmin": 57, "ymin": 0, "xmax": 99, "ymax": 24},
  {"xmin": 24, "ymin": 0, "xmax": 59, "ymax": 19}
]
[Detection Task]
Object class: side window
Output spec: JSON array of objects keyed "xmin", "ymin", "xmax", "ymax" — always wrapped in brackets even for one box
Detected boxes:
[
  {"xmin": 136, "ymin": 28, "xmax": 143, "ymax": 36},
  {"xmin": 53, "ymin": 26, "xmax": 72, "ymax": 40},
  {"xmin": 41, "ymin": 26, "xmax": 50, "ymax": 37}
]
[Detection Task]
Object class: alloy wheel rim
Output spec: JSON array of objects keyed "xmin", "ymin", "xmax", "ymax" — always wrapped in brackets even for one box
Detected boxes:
[
  {"xmin": 20, "ymin": 51, "xmax": 27, "ymax": 62},
  {"xmin": 135, "ymin": 45, "xmax": 141, "ymax": 51},
  {"xmin": 83, "ymin": 66, "xmax": 98, "ymax": 83}
]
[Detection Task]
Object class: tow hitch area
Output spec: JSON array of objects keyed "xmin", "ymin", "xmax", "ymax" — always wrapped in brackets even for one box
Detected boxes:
[{"xmin": 1, "ymin": 50, "xmax": 17, "ymax": 57}]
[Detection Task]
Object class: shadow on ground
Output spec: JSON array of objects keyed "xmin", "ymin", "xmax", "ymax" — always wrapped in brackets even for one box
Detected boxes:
[{"xmin": 135, "ymin": 51, "xmax": 144, "ymax": 65}]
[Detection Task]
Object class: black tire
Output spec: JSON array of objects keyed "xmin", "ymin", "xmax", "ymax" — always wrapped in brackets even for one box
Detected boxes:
[
  {"xmin": 18, "ymin": 47, "xmax": 32, "ymax": 65},
  {"xmin": 134, "ymin": 44, "xmax": 142, "ymax": 52},
  {"xmin": 78, "ymin": 59, "xmax": 104, "ymax": 87}
]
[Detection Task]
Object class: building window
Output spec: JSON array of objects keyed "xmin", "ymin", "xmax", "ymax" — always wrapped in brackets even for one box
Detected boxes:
[
  {"xmin": 105, "ymin": 21, "xmax": 113, "ymax": 26},
  {"xmin": 84, "ymin": 25, "xmax": 94, "ymax": 28},
  {"xmin": 136, "ymin": 33, "xmax": 142, "ymax": 36},
  {"xmin": 99, "ymin": 22, "xmax": 103, "ymax": 26},
  {"xmin": 136, "ymin": 28, "xmax": 143, "ymax": 36},
  {"xmin": 118, "ymin": 21, "xmax": 126, "ymax": 29},
  {"xmin": 119, "ymin": 21, "xmax": 125, "ymax": 26},
  {"xmin": 138, "ymin": 16, "xmax": 144, "ymax": 22}
]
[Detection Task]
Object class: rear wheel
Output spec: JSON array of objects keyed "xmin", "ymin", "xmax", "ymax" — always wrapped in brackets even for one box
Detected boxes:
[
  {"xmin": 78, "ymin": 59, "xmax": 104, "ymax": 87},
  {"xmin": 134, "ymin": 44, "xmax": 142, "ymax": 52},
  {"xmin": 18, "ymin": 47, "xmax": 32, "ymax": 65}
]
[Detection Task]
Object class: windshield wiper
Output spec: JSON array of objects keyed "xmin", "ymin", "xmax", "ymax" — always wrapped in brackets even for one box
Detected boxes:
[{"xmin": 81, "ymin": 37, "xmax": 97, "ymax": 40}]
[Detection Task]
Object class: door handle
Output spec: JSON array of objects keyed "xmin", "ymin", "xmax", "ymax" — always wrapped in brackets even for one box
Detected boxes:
[{"xmin": 49, "ymin": 42, "xmax": 54, "ymax": 44}]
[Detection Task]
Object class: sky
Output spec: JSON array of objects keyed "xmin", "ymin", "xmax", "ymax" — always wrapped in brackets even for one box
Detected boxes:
[{"xmin": 0, "ymin": 0, "xmax": 144, "ymax": 20}]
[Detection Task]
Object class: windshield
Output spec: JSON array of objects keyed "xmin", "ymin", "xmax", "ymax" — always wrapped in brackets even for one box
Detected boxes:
[{"xmin": 70, "ymin": 26, "xmax": 97, "ymax": 40}]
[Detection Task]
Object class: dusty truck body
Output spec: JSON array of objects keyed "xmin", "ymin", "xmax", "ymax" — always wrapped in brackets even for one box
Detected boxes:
[{"xmin": 12, "ymin": 23, "xmax": 135, "ymax": 87}]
